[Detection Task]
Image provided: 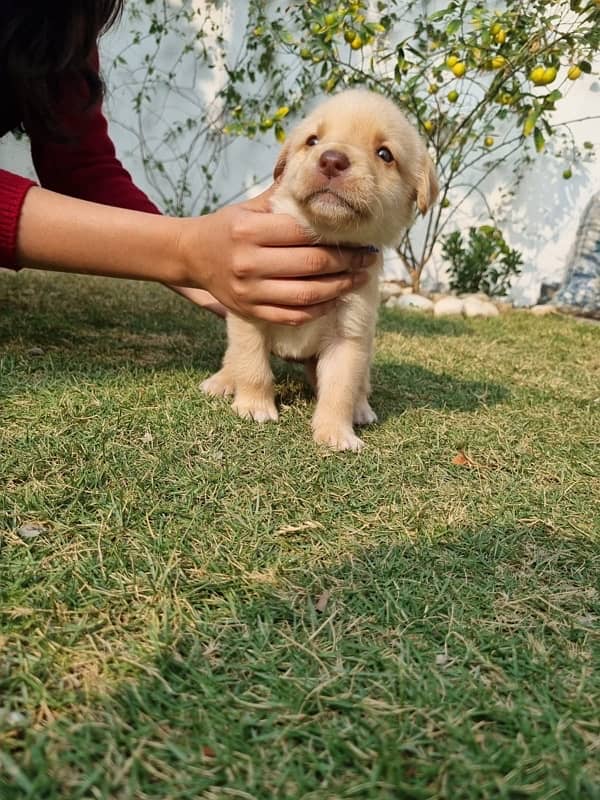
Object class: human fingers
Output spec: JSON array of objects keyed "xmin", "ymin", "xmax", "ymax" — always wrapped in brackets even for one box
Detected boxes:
[
  {"xmin": 238, "ymin": 270, "xmax": 370, "ymax": 308},
  {"xmin": 233, "ymin": 244, "xmax": 379, "ymax": 280},
  {"xmin": 248, "ymin": 299, "xmax": 340, "ymax": 326}
]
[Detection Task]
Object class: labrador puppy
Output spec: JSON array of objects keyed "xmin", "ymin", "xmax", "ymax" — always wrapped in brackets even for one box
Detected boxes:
[{"xmin": 201, "ymin": 89, "xmax": 438, "ymax": 451}]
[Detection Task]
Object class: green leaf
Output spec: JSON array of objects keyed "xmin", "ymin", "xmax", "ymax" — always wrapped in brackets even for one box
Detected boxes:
[
  {"xmin": 429, "ymin": 8, "xmax": 453, "ymax": 21},
  {"xmin": 446, "ymin": 19, "xmax": 461, "ymax": 35},
  {"xmin": 523, "ymin": 112, "xmax": 537, "ymax": 137},
  {"xmin": 533, "ymin": 126, "xmax": 545, "ymax": 153}
]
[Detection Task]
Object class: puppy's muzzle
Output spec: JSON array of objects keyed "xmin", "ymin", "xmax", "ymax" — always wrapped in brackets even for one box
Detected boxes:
[{"xmin": 318, "ymin": 149, "xmax": 350, "ymax": 178}]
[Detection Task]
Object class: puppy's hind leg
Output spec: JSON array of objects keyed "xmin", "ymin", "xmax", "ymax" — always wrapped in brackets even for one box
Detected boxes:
[
  {"xmin": 304, "ymin": 356, "xmax": 318, "ymax": 394},
  {"xmin": 226, "ymin": 315, "xmax": 278, "ymax": 423},
  {"xmin": 353, "ymin": 360, "xmax": 377, "ymax": 426}
]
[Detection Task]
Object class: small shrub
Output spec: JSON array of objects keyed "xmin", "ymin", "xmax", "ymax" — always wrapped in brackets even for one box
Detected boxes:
[{"xmin": 441, "ymin": 225, "xmax": 523, "ymax": 297}]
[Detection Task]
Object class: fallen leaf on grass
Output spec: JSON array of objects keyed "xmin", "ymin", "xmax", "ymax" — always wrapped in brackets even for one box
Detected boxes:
[
  {"xmin": 315, "ymin": 590, "xmax": 331, "ymax": 613},
  {"xmin": 452, "ymin": 450, "xmax": 477, "ymax": 468},
  {"xmin": 202, "ymin": 746, "xmax": 216, "ymax": 759}
]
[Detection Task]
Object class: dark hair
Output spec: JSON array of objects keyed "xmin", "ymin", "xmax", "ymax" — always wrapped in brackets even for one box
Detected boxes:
[{"xmin": 1, "ymin": 1, "xmax": 124, "ymax": 136}]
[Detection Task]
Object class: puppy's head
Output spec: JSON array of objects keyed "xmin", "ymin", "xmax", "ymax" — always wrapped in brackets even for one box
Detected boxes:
[{"xmin": 273, "ymin": 89, "xmax": 439, "ymax": 247}]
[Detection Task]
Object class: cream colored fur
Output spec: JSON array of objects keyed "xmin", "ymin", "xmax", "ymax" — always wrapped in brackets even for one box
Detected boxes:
[{"xmin": 201, "ymin": 89, "xmax": 438, "ymax": 451}]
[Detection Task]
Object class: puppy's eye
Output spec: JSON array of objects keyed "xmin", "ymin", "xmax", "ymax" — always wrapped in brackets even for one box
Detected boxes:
[
  {"xmin": 306, "ymin": 135, "xmax": 319, "ymax": 146},
  {"xmin": 377, "ymin": 146, "xmax": 394, "ymax": 163}
]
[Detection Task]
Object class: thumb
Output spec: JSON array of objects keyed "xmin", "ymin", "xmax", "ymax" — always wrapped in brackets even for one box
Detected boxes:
[{"xmin": 240, "ymin": 184, "xmax": 276, "ymax": 213}]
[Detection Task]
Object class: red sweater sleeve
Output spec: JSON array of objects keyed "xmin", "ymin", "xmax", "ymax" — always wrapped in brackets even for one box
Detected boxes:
[
  {"xmin": 30, "ymin": 48, "xmax": 160, "ymax": 215},
  {"xmin": 0, "ymin": 170, "xmax": 37, "ymax": 268},
  {"xmin": 0, "ymin": 48, "xmax": 159, "ymax": 269}
]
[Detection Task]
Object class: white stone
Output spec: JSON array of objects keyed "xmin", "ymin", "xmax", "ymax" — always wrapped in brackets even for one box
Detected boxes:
[
  {"xmin": 463, "ymin": 297, "xmax": 500, "ymax": 318},
  {"xmin": 17, "ymin": 523, "xmax": 46, "ymax": 540},
  {"xmin": 460, "ymin": 292, "xmax": 492, "ymax": 302},
  {"xmin": 529, "ymin": 304, "xmax": 557, "ymax": 316},
  {"xmin": 493, "ymin": 300, "xmax": 513, "ymax": 314},
  {"xmin": 391, "ymin": 294, "xmax": 434, "ymax": 312},
  {"xmin": 379, "ymin": 281, "xmax": 407, "ymax": 301},
  {"xmin": 433, "ymin": 296, "xmax": 465, "ymax": 317}
]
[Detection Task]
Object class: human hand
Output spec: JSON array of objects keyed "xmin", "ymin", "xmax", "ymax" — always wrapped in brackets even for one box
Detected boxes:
[
  {"xmin": 167, "ymin": 285, "xmax": 227, "ymax": 318},
  {"xmin": 176, "ymin": 187, "xmax": 378, "ymax": 325}
]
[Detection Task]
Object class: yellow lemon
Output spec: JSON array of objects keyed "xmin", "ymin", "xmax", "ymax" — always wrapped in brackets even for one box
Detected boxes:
[
  {"xmin": 484, "ymin": 135, "xmax": 494, "ymax": 147},
  {"xmin": 325, "ymin": 12, "xmax": 337, "ymax": 25},
  {"xmin": 446, "ymin": 54, "xmax": 459, "ymax": 68},
  {"xmin": 491, "ymin": 55, "xmax": 506, "ymax": 69},
  {"xmin": 451, "ymin": 61, "xmax": 467, "ymax": 78},
  {"xmin": 423, "ymin": 120, "xmax": 435, "ymax": 133},
  {"xmin": 567, "ymin": 65, "xmax": 582, "ymax": 80},
  {"xmin": 494, "ymin": 29, "xmax": 506, "ymax": 44},
  {"xmin": 490, "ymin": 22, "xmax": 502, "ymax": 35},
  {"xmin": 344, "ymin": 28, "xmax": 356, "ymax": 43},
  {"xmin": 529, "ymin": 65, "xmax": 546, "ymax": 85},
  {"xmin": 428, "ymin": 83, "xmax": 439, "ymax": 94},
  {"xmin": 447, "ymin": 89, "xmax": 459, "ymax": 103},
  {"xmin": 351, "ymin": 34, "xmax": 363, "ymax": 49},
  {"xmin": 542, "ymin": 66, "xmax": 557, "ymax": 84}
]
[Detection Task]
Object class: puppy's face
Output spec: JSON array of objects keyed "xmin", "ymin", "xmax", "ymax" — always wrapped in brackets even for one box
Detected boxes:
[{"xmin": 273, "ymin": 89, "xmax": 438, "ymax": 247}]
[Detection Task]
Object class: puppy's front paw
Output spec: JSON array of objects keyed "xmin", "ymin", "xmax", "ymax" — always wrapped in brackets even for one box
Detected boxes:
[
  {"xmin": 312, "ymin": 422, "xmax": 364, "ymax": 452},
  {"xmin": 353, "ymin": 399, "xmax": 378, "ymax": 426},
  {"xmin": 200, "ymin": 369, "xmax": 235, "ymax": 397},
  {"xmin": 233, "ymin": 394, "xmax": 279, "ymax": 423}
]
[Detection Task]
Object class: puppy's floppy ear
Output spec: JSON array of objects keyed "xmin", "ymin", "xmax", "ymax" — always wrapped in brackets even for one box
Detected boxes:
[
  {"xmin": 415, "ymin": 149, "xmax": 439, "ymax": 215},
  {"xmin": 273, "ymin": 142, "xmax": 289, "ymax": 182}
]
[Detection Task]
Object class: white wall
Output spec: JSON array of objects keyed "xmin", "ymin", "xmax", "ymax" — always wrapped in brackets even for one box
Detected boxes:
[{"xmin": 2, "ymin": 1, "xmax": 599, "ymax": 305}]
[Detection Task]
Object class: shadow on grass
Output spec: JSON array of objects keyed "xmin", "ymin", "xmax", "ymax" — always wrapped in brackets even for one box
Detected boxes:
[
  {"xmin": 271, "ymin": 358, "xmax": 508, "ymax": 417},
  {"xmin": 0, "ymin": 272, "xmax": 507, "ymax": 415},
  {"xmin": 377, "ymin": 308, "xmax": 472, "ymax": 337},
  {"xmin": 372, "ymin": 359, "xmax": 508, "ymax": 417},
  {"xmin": 3, "ymin": 525, "xmax": 598, "ymax": 799}
]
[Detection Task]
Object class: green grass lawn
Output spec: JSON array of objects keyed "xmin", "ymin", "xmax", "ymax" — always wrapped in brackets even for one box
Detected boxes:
[{"xmin": 1, "ymin": 270, "xmax": 599, "ymax": 800}]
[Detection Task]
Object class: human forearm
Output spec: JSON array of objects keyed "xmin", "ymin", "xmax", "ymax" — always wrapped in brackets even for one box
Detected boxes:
[
  {"xmin": 15, "ymin": 184, "xmax": 377, "ymax": 325},
  {"xmin": 16, "ymin": 185, "xmax": 193, "ymax": 285}
]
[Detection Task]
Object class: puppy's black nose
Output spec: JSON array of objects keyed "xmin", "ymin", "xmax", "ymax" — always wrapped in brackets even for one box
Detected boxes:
[{"xmin": 318, "ymin": 149, "xmax": 350, "ymax": 178}]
